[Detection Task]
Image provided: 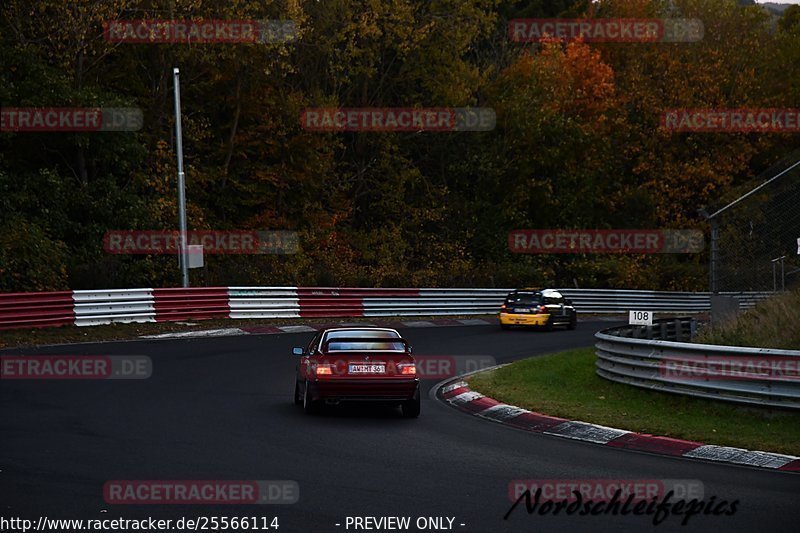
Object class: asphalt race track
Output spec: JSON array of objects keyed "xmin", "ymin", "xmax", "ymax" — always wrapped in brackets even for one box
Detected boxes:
[{"xmin": 2, "ymin": 321, "xmax": 799, "ymax": 532}]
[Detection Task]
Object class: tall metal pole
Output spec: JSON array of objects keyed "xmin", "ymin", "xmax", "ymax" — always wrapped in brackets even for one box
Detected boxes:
[{"xmin": 173, "ymin": 67, "xmax": 189, "ymax": 288}]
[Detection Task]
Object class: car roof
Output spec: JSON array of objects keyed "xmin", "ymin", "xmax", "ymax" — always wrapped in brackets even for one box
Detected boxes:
[
  {"xmin": 507, "ymin": 288, "xmax": 562, "ymax": 296},
  {"xmin": 320, "ymin": 327, "xmax": 403, "ymax": 339},
  {"xmin": 318, "ymin": 328, "xmax": 407, "ymax": 352},
  {"xmin": 321, "ymin": 327, "xmax": 401, "ymax": 334}
]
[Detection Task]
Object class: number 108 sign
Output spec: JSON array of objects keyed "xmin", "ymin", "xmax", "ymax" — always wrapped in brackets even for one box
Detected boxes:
[{"xmin": 629, "ymin": 310, "xmax": 653, "ymax": 325}]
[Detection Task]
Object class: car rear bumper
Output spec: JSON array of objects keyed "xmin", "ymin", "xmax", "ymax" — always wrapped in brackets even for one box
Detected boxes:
[
  {"xmin": 307, "ymin": 378, "xmax": 419, "ymax": 402},
  {"xmin": 499, "ymin": 312, "xmax": 552, "ymax": 326}
]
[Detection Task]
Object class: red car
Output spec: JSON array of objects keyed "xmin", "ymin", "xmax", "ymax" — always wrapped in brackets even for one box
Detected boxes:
[{"xmin": 293, "ymin": 328, "xmax": 420, "ymax": 417}]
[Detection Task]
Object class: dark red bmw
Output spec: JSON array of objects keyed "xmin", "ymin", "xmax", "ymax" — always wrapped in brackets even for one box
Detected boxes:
[{"xmin": 293, "ymin": 328, "xmax": 420, "ymax": 417}]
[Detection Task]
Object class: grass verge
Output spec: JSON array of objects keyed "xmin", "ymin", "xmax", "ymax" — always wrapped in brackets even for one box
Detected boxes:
[
  {"xmin": 468, "ymin": 348, "xmax": 800, "ymax": 456},
  {"xmin": 696, "ymin": 288, "xmax": 800, "ymax": 349}
]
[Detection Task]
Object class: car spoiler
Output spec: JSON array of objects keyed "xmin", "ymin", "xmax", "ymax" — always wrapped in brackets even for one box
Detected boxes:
[{"xmin": 321, "ymin": 337, "xmax": 410, "ymax": 353}]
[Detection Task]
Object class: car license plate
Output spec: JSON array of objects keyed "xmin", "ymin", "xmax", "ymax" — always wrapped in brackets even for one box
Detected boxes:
[
  {"xmin": 513, "ymin": 308, "xmax": 530, "ymax": 313},
  {"xmin": 349, "ymin": 364, "xmax": 385, "ymax": 374}
]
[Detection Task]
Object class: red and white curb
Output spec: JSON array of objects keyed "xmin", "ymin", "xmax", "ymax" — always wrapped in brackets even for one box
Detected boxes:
[
  {"xmin": 141, "ymin": 318, "xmax": 497, "ymax": 339},
  {"xmin": 438, "ymin": 379, "xmax": 800, "ymax": 473}
]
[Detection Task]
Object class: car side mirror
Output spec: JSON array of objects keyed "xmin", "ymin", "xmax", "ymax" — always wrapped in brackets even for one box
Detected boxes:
[
  {"xmin": 408, "ymin": 345, "xmax": 413, "ymax": 354},
  {"xmin": 292, "ymin": 347, "xmax": 305, "ymax": 356}
]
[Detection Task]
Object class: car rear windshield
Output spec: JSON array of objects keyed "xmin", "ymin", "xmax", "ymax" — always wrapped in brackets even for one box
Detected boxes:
[
  {"xmin": 506, "ymin": 293, "xmax": 543, "ymax": 305},
  {"xmin": 324, "ymin": 341, "xmax": 406, "ymax": 352},
  {"xmin": 323, "ymin": 329, "xmax": 400, "ymax": 341}
]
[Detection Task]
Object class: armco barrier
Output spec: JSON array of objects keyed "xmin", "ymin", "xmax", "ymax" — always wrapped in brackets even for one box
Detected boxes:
[
  {"xmin": 228, "ymin": 287, "xmax": 299, "ymax": 319},
  {"xmin": 595, "ymin": 319, "xmax": 800, "ymax": 410},
  {"xmin": 603, "ymin": 317, "xmax": 697, "ymax": 342},
  {"xmin": 363, "ymin": 288, "xmax": 507, "ymax": 317},
  {"xmin": 0, "ymin": 291, "xmax": 75, "ymax": 330},
  {"xmin": 73, "ymin": 289, "xmax": 155, "ymax": 326},
  {"xmin": 558, "ymin": 289, "xmax": 769, "ymax": 313},
  {"xmin": 0, "ymin": 287, "xmax": 776, "ymax": 330},
  {"xmin": 153, "ymin": 287, "xmax": 230, "ymax": 321}
]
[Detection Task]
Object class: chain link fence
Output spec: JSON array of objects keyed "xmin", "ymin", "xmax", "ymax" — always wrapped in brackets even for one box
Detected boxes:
[{"xmin": 709, "ymin": 150, "xmax": 800, "ymax": 293}]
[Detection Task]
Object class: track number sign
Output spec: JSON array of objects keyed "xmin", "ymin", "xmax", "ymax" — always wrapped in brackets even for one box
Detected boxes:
[{"xmin": 629, "ymin": 310, "xmax": 653, "ymax": 325}]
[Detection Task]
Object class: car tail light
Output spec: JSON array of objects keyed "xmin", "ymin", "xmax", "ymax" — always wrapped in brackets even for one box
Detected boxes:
[
  {"xmin": 539, "ymin": 305, "xmax": 547, "ymax": 313},
  {"xmin": 500, "ymin": 304, "xmax": 506, "ymax": 310},
  {"xmin": 398, "ymin": 363, "xmax": 416, "ymax": 376},
  {"xmin": 314, "ymin": 364, "xmax": 334, "ymax": 376}
]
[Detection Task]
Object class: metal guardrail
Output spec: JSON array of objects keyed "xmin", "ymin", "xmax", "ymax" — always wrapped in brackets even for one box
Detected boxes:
[
  {"xmin": 0, "ymin": 291, "xmax": 75, "ymax": 329},
  {"xmin": 600, "ymin": 317, "xmax": 697, "ymax": 341},
  {"xmin": 0, "ymin": 287, "xmax": 778, "ymax": 330},
  {"xmin": 559, "ymin": 289, "xmax": 771, "ymax": 313},
  {"xmin": 72, "ymin": 289, "xmax": 155, "ymax": 327},
  {"xmin": 595, "ymin": 318, "xmax": 800, "ymax": 410}
]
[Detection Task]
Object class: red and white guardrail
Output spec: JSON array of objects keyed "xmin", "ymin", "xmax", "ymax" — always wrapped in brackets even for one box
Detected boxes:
[{"xmin": 0, "ymin": 287, "xmax": 773, "ymax": 330}]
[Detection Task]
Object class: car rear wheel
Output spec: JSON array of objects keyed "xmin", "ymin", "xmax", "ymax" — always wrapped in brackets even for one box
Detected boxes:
[
  {"xmin": 402, "ymin": 390, "xmax": 421, "ymax": 418},
  {"xmin": 293, "ymin": 381, "xmax": 302, "ymax": 405},
  {"xmin": 302, "ymin": 380, "xmax": 319, "ymax": 415},
  {"xmin": 567, "ymin": 313, "xmax": 577, "ymax": 330},
  {"xmin": 543, "ymin": 316, "xmax": 554, "ymax": 332}
]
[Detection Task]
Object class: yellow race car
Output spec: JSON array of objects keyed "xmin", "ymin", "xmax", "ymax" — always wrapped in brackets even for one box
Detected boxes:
[{"xmin": 499, "ymin": 289, "xmax": 577, "ymax": 331}]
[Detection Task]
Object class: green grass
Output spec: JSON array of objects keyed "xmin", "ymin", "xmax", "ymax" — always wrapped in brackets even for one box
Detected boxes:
[
  {"xmin": 696, "ymin": 288, "xmax": 800, "ymax": 349},
  {"xmin": 468, "ymin": 348, "xmax": 800, "ymax": 455}
]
